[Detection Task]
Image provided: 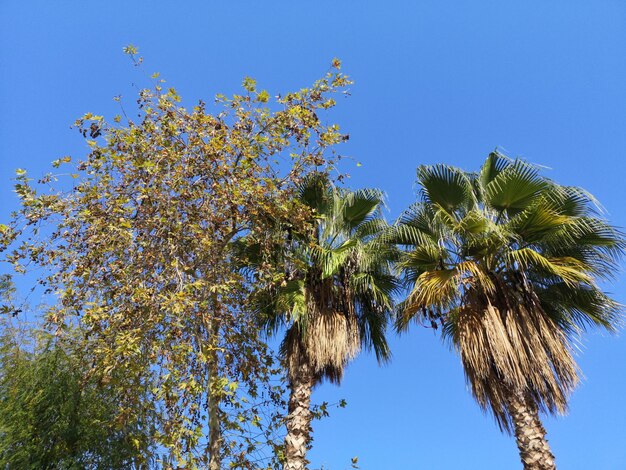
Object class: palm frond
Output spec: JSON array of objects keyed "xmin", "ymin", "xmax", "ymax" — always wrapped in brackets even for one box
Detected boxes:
[
  {"xmin": 354, "ymin": 218, "xmax": 390, "ymax": 240},
  {"xmin": 457, "ymin": 210, "xmax": 492, "ymax": 235},
  {"xmin": 283, "ymin": 311, "xmax": 361, "ymax": 385},
  {"xmin": 398, "ymin": 202, "xmax": 439, "ymax": 235},
  {"xmin": 417, "ymin": 164, "xmax": 475, "ymax": 213},
  {"xmin": 399, "ymin": 244, "xmax": 447, "ymax": 272},
  {"xmin": 537, "ymin": 282, "xmax": 623, "ymax": 333},
  {"xmin": 484, "ymin": 159, "xmax": 548, "ymax": 214},
  {"xmin": 454, "ymin": 260, "xmax": 495, "ymax": 294},
  {"xmin": 398, "ymin": 269, "xmax": 458, "ymax": 330},
  {"xmin": 479, "ymin": 151, "xmax": 511, "ymax": 189},
  {"xmin": 383, "ymin": 223, "xmax": 436, "ymax": 248},
  {"xmin": 447, "ymin": 298, "xmax": 578, "ymax": 433},
  {"xmin": 351, "ymin": 272, "xmax": 397, "ymax": 309},
  {"xmin": 341, "ymin": 188, "xmax": 385, "ymax": 229},
  {"xmin": 541, "ymin": 185, "xmax": 599, "ymax": 217},
  {"xmin": 297, "ymin": 172, "xmax": 333, "ymax": 213},
  {"xmin": 506, "ymin": 248, "xmax": 593, "ymax": 286},
  {"xmin": 271, "ymin": 279, "xmax": 308, "ymax": 326},
  {"xmin": 356, "ymin": 299, "xmax": 391, "ymax": 364},
  {"xmin": 543, "ymin": 217, "xmax": 626, "ymax": 270},
  {"xmin": 506, "ymin": 202, "xmax": 573, "ymax": 243}
]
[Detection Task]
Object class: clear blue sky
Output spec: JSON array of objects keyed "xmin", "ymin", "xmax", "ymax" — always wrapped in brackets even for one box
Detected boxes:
[{"xmin": 2, "ymin": 2, "xmax": 626, "ymax": 469}]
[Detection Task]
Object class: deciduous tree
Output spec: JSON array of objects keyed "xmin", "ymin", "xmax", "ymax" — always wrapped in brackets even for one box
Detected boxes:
[{"xmin": 1, "ymin": 52, "xmax": 351, "ymax": 469}]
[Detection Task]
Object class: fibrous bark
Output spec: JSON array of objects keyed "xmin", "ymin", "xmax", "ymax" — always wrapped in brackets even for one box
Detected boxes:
[
  {"xmin": 507, "ymin": 390, "xmax": 557, "ymax": 470},
  {"xmin": 283, "ymin": 359, "xmax": 314, "ymax": 470}
]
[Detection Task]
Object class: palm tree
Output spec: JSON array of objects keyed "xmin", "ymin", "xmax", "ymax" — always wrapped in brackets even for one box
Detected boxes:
[
  {"xmin": 240, "ymin": 175, "xmax": 398, "ymax": 470},
  {"xmin": 393, "ymin": 152, "xmax": 624, "ymax": 469}
]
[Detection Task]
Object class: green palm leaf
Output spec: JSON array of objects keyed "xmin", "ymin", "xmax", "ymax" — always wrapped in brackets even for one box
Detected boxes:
[
  {"xmin": 479, "ymin": 150, "xmax": 511, "ymax": 189},
  {"xmin": 417, "ymin": 164, "xmax": 474, "ymax": 213},
  {"xmin": 484, "ymin": 159, "xmax": 548, "ymax": 213}
]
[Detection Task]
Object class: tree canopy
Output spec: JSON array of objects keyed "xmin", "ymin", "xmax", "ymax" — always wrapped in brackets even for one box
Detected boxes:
[
  {"xmin": 393, "ymin": 151, "xmax": 624, "ymax": 430},
  {"xmin": 0, "ymin": 321, "xmax": 155, "ymax": 469},
  {"xmin": 1, "ymin": 55, "xmax": 352, "ymax": 468}
]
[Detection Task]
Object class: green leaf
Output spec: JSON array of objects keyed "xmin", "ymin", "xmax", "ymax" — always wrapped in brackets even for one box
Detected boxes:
[
  {"xmin": 417, "ymin": 164, "xmax": 474, "ymax": 213},
  {"xmin": 479, "ymin": 151, "xmax": 510, "ymax": 189},
  {"xmin": 485, "ymin": 159, "xmax": 548, "ymax": 212},
  {"xmin": 257, "ymin": 90, "xmax": 269, "ymax": 103},
  {"xmin": 242, "ymin": 77, "xmax": 256, "ymax": 93}
]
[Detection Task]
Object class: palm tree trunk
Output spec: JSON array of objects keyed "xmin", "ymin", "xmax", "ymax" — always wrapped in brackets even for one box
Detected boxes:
[
  {"xmin": 283, "ymin": 359, "xmax": 314, "ymax": 470},
  {"xmin": 507, "ymin": 390, "xmax": 557, "ymax": 470}
]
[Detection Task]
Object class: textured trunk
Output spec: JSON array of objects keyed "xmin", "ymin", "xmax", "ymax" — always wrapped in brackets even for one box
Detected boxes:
[
  {"xmin": 207, "ymin": 320, "xmax": 222, "ymax": 470},
  {"xmin": 283, "ymin": 359, "xmax": 314, "ymax": 470},
  {"xmin": 208, "ymin": 378, "xmax": 222, "ymax": 470},
  {"xmin": 507, "ymin": 390, "xmax": 557, "ymax": 470}
]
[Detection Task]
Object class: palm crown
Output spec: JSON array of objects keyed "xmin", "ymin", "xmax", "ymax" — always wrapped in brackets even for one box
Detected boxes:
[
  {"xmin": 394, "ymin": 152, "xmax": 624, "ymax": 431},
  {"xmin": 245, "ymin": 174, "xmax": 399, "ymax": 384}
]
